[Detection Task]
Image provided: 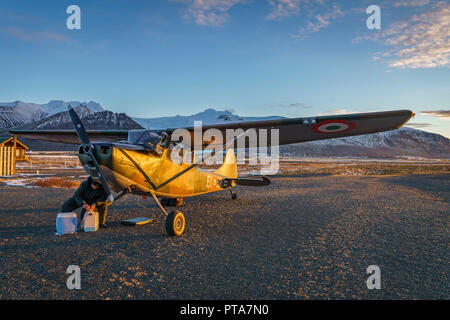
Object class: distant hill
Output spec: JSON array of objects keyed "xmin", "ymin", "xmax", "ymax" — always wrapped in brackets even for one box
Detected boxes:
[
  {"xmin": 132, "ymin": 108, "xmax": 282, "ymax": 129},
  {"xmin": 0, "ymin": 106, "xmax": 28, "ymax": 129},
  {"xmin": 134, "ymin": 108, "xmax": 450, "ymax": 159},
  {"xmin": 16, "ymin": 106, "xmax": 142, "ymax": 131},
  {"xmin": 280, "ymin": 127, "xmax": 450, "ymax": 159},
  {"xmin": 2, "ymin": 105, "xmax": 142, "ymax": 150},
  {"xmin": 1, "ymin": 101, "xmax": 449, "ymax": 159},
  {"xmin": 0, "ymin": 100, "xmax": 104, "ymax": 129}
]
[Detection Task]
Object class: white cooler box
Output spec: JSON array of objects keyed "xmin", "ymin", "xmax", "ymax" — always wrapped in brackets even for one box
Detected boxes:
[
  {"xmin": 56, "ymin": 212, "xmax": 77, "ymax": 235},
  {"xmin": 82, "ymin": 209, "xmax": 99, "ymax": 232}
]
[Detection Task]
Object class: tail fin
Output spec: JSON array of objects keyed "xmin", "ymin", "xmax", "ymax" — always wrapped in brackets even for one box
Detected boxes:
[{"xmin": 214, "ymin": 149, "xmax": 237, "ymax": 179}]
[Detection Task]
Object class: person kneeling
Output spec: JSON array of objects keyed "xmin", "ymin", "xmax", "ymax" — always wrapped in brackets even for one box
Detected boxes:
[{"xmin": 61, "ymin": 176, "xmax": 109, "ymax": 229}]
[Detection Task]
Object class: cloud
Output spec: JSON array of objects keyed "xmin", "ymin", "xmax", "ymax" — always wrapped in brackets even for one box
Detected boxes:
[
  {"xmin": 1, "ymin": 27, "xmax": 72, "ymax": 44},
  {"xmin": 291, "ymin": 4, "xmax": 344, "ymax": 38},
  {"xmin": 420, "ymin": 110, "xmax": 450, "ymax": 119},
  {"xmin": 266, "ymin": 0, "xmax": 303, "ymax": 20},
  {"xmin": 176, "ymin": 0, "xmax": 247, "ymax": 26},
  {"xmin": 393, "ymin": 0, "xmax": 430, "ymax": 7},
  {"xmin": 355, "ymin": 2, "xmax": 450, "ymax": 69}
]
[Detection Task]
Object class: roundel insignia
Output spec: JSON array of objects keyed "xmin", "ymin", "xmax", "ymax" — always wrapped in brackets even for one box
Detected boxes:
[{"xmin": 312, "ymin": 119, "xmax": 355, "ymax": 134}]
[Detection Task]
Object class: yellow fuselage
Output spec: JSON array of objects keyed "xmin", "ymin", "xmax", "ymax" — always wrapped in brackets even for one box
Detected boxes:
[{"xmin": 79, "ymin": 144, "xmax": 237, "ymax": 199}]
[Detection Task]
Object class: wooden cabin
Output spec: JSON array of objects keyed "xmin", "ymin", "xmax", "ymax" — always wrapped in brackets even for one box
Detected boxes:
[
  {"xmin": 0, "ymin": 136, "xmax": 29, "ymax": 176},
  {"xmin": 0, "ymin": 136, "xmax": 29, "ymax": 162}
]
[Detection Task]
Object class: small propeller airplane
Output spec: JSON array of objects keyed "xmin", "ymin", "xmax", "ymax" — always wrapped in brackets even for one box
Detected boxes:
[{"xmin": 10, "ymin": 107, "xmax": 414, "ymax": 236}]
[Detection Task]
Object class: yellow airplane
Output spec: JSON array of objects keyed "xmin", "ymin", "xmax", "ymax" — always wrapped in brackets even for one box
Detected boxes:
[{"xmin": 11, "ymin": 107, "xmax": 414, "ymax": 236}]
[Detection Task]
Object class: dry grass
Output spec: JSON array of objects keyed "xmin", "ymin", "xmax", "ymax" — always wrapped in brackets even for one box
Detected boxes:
[
  {"xmin": 277, "ymin": 162, "xmax": 450, "ymax": 176},
  {"xmin": 29, "ymin": 177, "xmax": 81, "ymax": 189},
  {"xmin": 19, "ymin": 153, "xmax": 81, "ymax": 169},
  {"xmin": 231, "ymin": 161, "xmax": 450, "ymax": 176}
]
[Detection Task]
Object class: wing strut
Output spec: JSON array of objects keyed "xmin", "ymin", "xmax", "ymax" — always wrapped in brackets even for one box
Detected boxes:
[
  {"xmin": 117, "ymin": 148, "xmax": 168, "ymax": 216},
  {"xmin": 117, "ymin": 148, "xmax": 156, "ymax": 189},
  {"xmin": 154, "ymin": 129, "xmax": 251, "ymax": 190}
]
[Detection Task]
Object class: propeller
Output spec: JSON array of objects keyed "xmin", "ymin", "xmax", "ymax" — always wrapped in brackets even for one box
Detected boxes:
[{"xmin": 68, "ymin": 105, "xmax": 115, "ymax": 202}]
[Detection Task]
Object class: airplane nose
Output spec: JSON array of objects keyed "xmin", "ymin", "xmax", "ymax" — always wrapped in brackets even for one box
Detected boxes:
[{"xmin": 77, "ymin": 144, "xmax": 113, "ymax": 178}]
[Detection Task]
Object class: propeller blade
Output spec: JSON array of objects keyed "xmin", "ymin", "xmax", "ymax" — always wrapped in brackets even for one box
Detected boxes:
[
  {"xmin": 67, "ymin": 105, "xmax": 114, "ymax": 202},
  {"xmin": 86, "ymin": 152, "xmax": 115, "ymax": 203},
  {"xmin": 68, "ymin": 105, "xmax": 90, "ymax": 145}
]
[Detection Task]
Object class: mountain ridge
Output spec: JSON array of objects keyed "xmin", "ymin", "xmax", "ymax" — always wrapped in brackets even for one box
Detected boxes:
[
  {"xmin": 0, "ymin": 100, "xmax": 105, "ymax": 126},
  {"xmin": 132, "ymin": 108, "xmax": 283, "ymax": 129},
  {"xmin": 0, "ymin": 100, "xmax": 448, "ymax": 158}
]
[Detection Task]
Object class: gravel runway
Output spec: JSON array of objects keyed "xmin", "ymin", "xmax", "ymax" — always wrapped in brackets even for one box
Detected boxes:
[{"xmin": 0, "ymin": 174, "xmax": 448, "ymax": 299}]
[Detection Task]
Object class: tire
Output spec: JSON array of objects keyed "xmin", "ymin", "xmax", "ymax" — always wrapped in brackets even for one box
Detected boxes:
[
  {"xmin": 165, "ymin": 210, "xmax": 185, "ymax": 236},
  {"xmin": 231, "ymin": 193, "xmax": 237, "ymax": 200}
]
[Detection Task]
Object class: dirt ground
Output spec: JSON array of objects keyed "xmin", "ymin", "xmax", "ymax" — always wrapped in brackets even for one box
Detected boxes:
[{"xmin": 0, "ymin": 173, "xmax": 448, "ymax": 299}]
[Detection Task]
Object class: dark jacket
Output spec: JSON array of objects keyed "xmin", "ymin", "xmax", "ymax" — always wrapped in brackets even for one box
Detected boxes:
[{"xmin": 73, "ymin": 177, "xmax": 108, "ymax": 207}]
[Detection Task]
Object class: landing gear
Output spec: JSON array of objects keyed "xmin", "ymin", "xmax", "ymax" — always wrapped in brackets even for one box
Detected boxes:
[
  {"xmin": 165, "ymin": 210, "xmax": 185, "ymax": 236},
  {"xmin": 161, "ymin": 197, "xmax": 183, "ymax": 206},
  {"xmin": 147, "ymin": 193, "xmax": 185, "ymax": 237},
  {"xmin": 229, "ymin": 189, "xmax": 237, "ymax": 200}
]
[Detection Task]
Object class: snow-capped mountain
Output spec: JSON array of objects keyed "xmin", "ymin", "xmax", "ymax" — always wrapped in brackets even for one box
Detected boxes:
[
  {"xmin": 40, "ymin": 100, "xmax": 104, "ymax": 115},
  {"xmin": 132, "ymin": 108, "xmax": 450, "ymax": 159},
  {"xmin": 280, "ymin": 127, "xmax": 450, "ymax": 159},
  {"xmin": 0, "ymin": 101, "xmax": 48, "ymax": 124},
  {"xmin": 132, "ymin": 108, "xmax": 282, "ymax": 129},
  {"xmin": 0, "ymin": 106, "xmax": 28, "ymax": 129},
  {"xmin": 0, "ymin": 100, "xmax": 104, "ymax": 127},
  {"xmin": 1, "ymin": 101, "xmax": 449, "ymax": 158},
  {"xmin": 16, "ymin": 106, "xmax": 142, "ymax": 130}
]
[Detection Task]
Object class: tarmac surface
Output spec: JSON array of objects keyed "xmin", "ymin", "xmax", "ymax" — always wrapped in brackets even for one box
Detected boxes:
[{"xmin": 0, "ymin": 174, "xmax": 448, "ymax": 299}]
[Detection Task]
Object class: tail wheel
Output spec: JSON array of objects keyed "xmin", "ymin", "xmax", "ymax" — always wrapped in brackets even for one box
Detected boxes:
[{"xmin": 165, "ymin": 210, "xmax": 185, "ymax": 236}]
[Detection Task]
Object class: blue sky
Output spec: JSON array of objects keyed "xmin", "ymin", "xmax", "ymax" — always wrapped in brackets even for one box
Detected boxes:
[{"xmin": 0, "ymin": 0, "xmax": 449, "ymax": 137}]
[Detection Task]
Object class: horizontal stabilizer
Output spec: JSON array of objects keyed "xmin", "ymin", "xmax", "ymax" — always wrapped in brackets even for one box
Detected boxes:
[{"xmin": 222, "ymin": 176, "xmax": 271, "ymax": 187}]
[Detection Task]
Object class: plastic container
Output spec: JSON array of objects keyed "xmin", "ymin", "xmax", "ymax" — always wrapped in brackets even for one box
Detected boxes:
[
  {"xmin": 82, "ymin": 210, "xmax": 99, "ymax": 232},
  {"xmin": 56, "ymin": 212, "xmax": 77, "ymax": 235}
]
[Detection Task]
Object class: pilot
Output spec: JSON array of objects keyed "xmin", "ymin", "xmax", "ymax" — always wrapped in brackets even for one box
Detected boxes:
[{"xmin": 61, "ymin": 176, "xmax": 109, "ymax": 229}]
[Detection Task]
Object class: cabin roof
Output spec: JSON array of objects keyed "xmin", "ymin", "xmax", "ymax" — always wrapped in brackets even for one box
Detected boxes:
[{"xmin": 0, "ymin": 137, "xmax": 29, "ymax": 149}]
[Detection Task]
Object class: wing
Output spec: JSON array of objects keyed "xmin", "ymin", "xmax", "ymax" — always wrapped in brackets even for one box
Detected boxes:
[
  {"xmin": 8, "ymin": 130, "xmax": 129, "ymax": 144},
  {"xmin": 10, "ymin": 110, "xmax": 414, "ymax": 148},
  {"xmin": 166, "ymin": 110, "xmax": 414, "ymax": 148}
]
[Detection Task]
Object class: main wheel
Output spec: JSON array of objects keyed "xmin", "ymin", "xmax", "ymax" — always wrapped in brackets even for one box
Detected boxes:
[{"xmin": 165, "ymin": 210, "xmax": 185, "ymax": 236}]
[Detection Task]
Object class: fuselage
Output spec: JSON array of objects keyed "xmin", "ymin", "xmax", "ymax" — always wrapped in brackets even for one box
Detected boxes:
[{"xmin": 78, "ymin": 143, "xmax": 234, "ymax": 198}]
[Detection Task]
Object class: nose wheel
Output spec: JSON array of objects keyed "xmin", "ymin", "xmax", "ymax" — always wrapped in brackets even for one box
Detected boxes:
[{"xmin": 165, "ymin": 210, "xmax": 185, "ymax": 236}]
